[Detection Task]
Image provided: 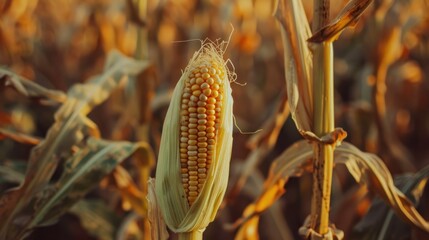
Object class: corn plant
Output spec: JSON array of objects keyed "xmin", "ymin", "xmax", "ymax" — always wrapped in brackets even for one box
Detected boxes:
[
  {"xmin": 235, "ymin": 0, "xmax": 429, "ymax": 239},
  {"xmin": 0, "ymin": 51, "xmax": 154, "ymax": 240}
]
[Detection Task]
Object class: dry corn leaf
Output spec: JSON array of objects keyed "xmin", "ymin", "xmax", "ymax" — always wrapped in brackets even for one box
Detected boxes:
[
  {"xmin": 155, "ymin": 42, "xmax": 234, "ymax": 233},
  {"xmin": 275, "ymin": 0, "xmax": 313, "ymax": 133},
  {"xmin": 0, "ymin": 50, "xmax": 150, "ymax": 239},
  {"xmin": 236, "ymin": 140, "xmax": 313, "ymax": 236},
  {"xmin": 32, "ymin": 138, "xmax": 151, "ymax": 227},
  {"xmin": 234, "ymin": 167, "xmax": 293, "ymax": 240},
  {"xmin": 0, "ymin": 128, "xmax": 41, "ymax": 145},
  {"xmin": 237, "ymin": 140, "xmax": 429, "ymax": 236},
  {"xmin": 0, "ymin": 68, "xmax": 67, "ymax": 104},
  {"xmin": 335, "ymin": 143, "xmax": 429, "ymax": 233},
  {"xmin": 111, "ymin": 165, "xmax": 149, "ymax": 216},
  {"xmin": 351, "ymin": 166, "xmax": 429, "ymax": 239},
  {"xmin": 308, "ymin": 0, "xmax": 373, "ymax": 43}
]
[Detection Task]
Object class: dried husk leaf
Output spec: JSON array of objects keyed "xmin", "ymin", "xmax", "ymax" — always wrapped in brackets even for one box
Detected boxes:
[
  {"xmin": 155, "ymin": 43, "xmax": 234, "ymax": 233},
  {"xmin": 147, "ymin": 178, "xmax": 169, "ymax": 240},
  {"xmin": 275, "ymin": 0, "xmax": 313, "ymax": 133}
]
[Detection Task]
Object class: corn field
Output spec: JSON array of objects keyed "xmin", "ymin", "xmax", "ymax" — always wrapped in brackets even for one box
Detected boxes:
[{"xmin": 1, "ymin": 0, "xmax": 429, "ymax": 239}]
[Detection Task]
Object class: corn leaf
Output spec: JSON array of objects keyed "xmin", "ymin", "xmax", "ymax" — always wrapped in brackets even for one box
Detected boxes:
[
  {"xmin": 237, "ymin": 141, "xmax": 429, "ymax": 236},
  {"xmin": 31, "ymin": 138, "xmax": 152, "ymax": 226},
  {"xmin": 69, "ymin": 199, "xmax": 121, "ymax": 240},
  {"xmin": 274, "ymin": 0, "xmax": 313, "ymax": 133},
  {"xmin": 236, "ymin": 140, "xmax": 313, "ymax": 236},
  {"xmin": 0, "ymin": 50, "xmax": 150, "ymax": 239},
  {"xmin": 308, "ymin": 0, "xmax": 373, "ymax": 43},
  {"xmin": 234, "ymin": 167, "xmax": 293, "ymax": 240},
  {"xmin": 0, "ymin": 128, "xmax": 41, "ymax": 145},
  {"xmin": 110, "ymin": 165, "xmax": 149, "ymax": 217},
  {"xmin": 350, "ymin": 166, "xmax": 429, "ymax": 239},
  {"xmin": 335, "ymin": 143, "xmax": 429, "ymax": 232},
  {"xmin": 0, "ymin": 68, "xmax": 67, "ymax": 104}
]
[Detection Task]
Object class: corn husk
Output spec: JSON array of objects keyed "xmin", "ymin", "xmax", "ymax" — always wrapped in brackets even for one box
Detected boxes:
[{"xmin": 155, "ymin": 43, "xmax": 234, "ymax": 233}]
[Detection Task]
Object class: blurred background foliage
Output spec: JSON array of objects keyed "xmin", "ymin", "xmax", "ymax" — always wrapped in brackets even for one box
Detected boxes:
[{"xmin": 1, "ymin": 0, "xmax": 429, "ymax": 239}]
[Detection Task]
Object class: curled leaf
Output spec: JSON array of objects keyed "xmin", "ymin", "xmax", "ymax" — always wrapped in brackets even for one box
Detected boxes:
[
  {"xmin": 308, "ymin": 0, "xmax": 373, "ymax": 43},
  {"xmin": 0, "ymin": 68, "xmax": 67, "ymax": 104},
  {"xmin": 336, "ymin": 143, "xmax": 429, "ymax": 232}
]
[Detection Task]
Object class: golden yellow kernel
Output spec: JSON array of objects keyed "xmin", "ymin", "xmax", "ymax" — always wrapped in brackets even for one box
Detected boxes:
[
  {"xmin": 206, "ymin": 110, "xmax": 215, "ymax": 115},
  {"xmin": 202, "ymin": 73, "xmax": 210, "ymax": 79},
  {"xmin": 187, "ymin": 145, "xmax": 198, "ymax": 151},
  {"xmin": 198, "ymin": 113, "xmax": 207, "ymax": 119},
  {"xmin": 197, "ymin": 142, "xmax": 208, "ymax": 148},
  {"xmin": 198, "ymin": 137, "xmax": 207, "ymax": 142},
  {"xmin": 188, "ymin": 151, "xmax": 197, "ymax": 156},
  {"xmin": 191, "ymin": 84, "xmax": 200, "ymax": 91},
  {"xmin": 207, "ymin": 78, "xmax": 215, "ymax": 85},
  {"xmin": 188, "ymin": 191, "xmax": 198, "ymax": 197},
  {"xmin": 207, "ymin": 97, "xmax": 216, "ymax": 104},
  {"xmin": 193, "ymin": 90, "xmax": 202, "ymax": 96},
  {"xmin": 197, "ymin": 131, "xmax": 206, "ymax": 137},
  {"xmin": 203, "ymin": 89, "xmax": 212, "ymax": 96}
]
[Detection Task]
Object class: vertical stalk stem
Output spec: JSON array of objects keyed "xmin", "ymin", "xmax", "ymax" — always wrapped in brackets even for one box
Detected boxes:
[
  {"xmin": 311, "ymin": 0, "xmax": 334, "ymax": 236},
  {"xmin": 135, "ymin": 0, "xmax": 148, "ymax": 60}
]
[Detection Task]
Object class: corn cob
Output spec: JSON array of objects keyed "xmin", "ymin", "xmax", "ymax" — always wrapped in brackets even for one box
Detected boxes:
[
  {"xmin": 155, "ymin": 42, "xmax": 233, "ymax": 238},
  {"xmin": 180, "ymin": 62, "xmax": 225, "ymax": 205}
]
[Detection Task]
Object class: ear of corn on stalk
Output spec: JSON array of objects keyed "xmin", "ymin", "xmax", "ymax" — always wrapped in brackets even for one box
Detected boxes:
[{"xmin": 155, "ymin": 42, "xmax": 233, "ymax": 234}]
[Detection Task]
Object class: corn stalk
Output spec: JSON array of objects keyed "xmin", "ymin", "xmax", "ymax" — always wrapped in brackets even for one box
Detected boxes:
[{"xmin": 310, "ymin": 0, "xmax": 334, "ymax": 236}]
